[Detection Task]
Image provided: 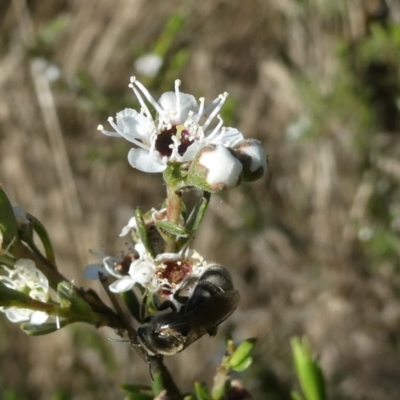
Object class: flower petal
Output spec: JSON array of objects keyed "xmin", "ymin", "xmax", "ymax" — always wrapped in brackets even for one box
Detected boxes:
[
  {"xmin": 129, "ymin": 260, "xmax": 155, "ymax": 284},
  {"xmin": 109, "ymin": 276, "xmax": 136, "ymax": 293},
  {"xmin": 127, "ymin": 148, "xmax": 166, "ymax": 173},
  {"xmin": 116, "ymin": 109, "xmax": 154, "ymax": 142},
  {"xmin": 211, "ymin": 127, "xmax": 244, "ymax": 146},
  {"xmin": 158, "ymin": 92, "xmax": 198, "ymax": 123},
  {"xmin": 30, "ymin": 311, "xmax": 49, "ymax": 325},
  {"xmin": 199, "ymin": 145, "xmax": 243, "ymax": 188}
]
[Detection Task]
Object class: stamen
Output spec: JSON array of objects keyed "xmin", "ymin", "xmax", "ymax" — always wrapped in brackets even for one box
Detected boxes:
[
  {"xmin": 131, "ymin": 77, "xmax": 164, "ymax": 115},
  {"xmin": 97, "ymin": 124, "xmax": 104, "ymax": 130},
  {"xmin": 206, "ymin": 115, "xmax": 224, "ymax": 141},
  {"xmin": 192, "ymin": 97, "xmax": 205, "ymax": 125},
  {"xmin": 202, "ymin": 93, "xmax": 228, "ymax": 131},
  {"xmin": 175, "ymin": 79, "xmax": 181, "ymax": 118},
  {"xmin": 107, "ymin": 117, "xmax": 150, "ymax": 151},
  {"xmin": 129, "ymin": 84, "xmax": 152, "ymax": 120}
]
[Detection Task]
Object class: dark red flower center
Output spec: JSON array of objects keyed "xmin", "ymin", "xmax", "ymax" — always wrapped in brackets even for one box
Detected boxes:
[
  {"xmin": 158, "ymin": 260, "xmax": 192, "ymax": 285},
  {"xmin": 155, "ymin": 125, "xmax": 194, "ymax": 157}
]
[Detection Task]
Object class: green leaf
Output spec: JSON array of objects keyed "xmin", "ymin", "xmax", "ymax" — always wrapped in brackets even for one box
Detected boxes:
[
  {"xmin": 231, "ymin": 356, "xmax": 253, "ymax": 372},
  {"xmin": 135, "ymin": 209, "xmax": 155, "ymax": 258},
  {"xmin": 228, "ymin": 338, "xmax": 257, "ymax": 369},
  {"xmin": 21, "ymin": 319, "xmax": 70, "ymax": 335},
  {"xmin": 0, "ymin": 281, "xmax": 32, "ymax": 305},
  {"xmin": 29, "ymin": 213, "xmax": 56, "ymax": 266},
  {"xmin": 0, "ymin": 187, "xmax": 18, "ymax": 245},
  {"xmin": 291, "ymin": 337, "xmax": 326, "ymax": 400},
  {"xmin": 121, "ymin": 290, "xmax": 142, "ymax": 322},
  {"xmin": 57, "ymin": 282, "xmax": 94, "ymax": 322},
  {"xmin": 151, "ymin": 372, "xmax": 165, "ymax": 397},
  {"xmin": 155, "ymin": 220, "xmax": 188, "ymax": 238},
  {"xmin": 183, "ymin": 396, "xmax": 196, "ymax": 400},
  {"xmin": 291, "ymin": 391, "xmax": 306, "ymax": 400},
  {"xmin": 184, "ymin": 191, "xmax": 210, "ymax": 238},
  {"xmin": 121, "ymin": 384, "xmax": 150, "ymax": 394},
  {"xmin": 194, "ymin": 382, "xmax": 212, "ymax": 400}
]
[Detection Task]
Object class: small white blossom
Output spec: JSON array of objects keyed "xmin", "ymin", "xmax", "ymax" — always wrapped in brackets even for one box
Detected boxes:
[
  {"xmin": 98, "ymin": 78, "xmax": 243, "ymax": 173},
  {"xmin": 86, "ymin": 245, "xmax": 208, "ymax": 297},
  {"xmin": 0, "ymin": 259, "xmax": 49, "ymax": 324},
  {"xmin": 233, "ymin": 139, "xmax": 267, "ymax": 182},
  {"xmin": 189, "ymin": 145, "xmax": 243, "ymax": 192}
]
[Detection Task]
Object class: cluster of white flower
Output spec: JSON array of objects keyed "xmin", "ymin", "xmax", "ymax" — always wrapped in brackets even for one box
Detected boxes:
[
  {"xmin": 86, "ymin": 242, "xmax": 209, "ymax": 303},
  {"xmin": 98, "ymin": 78, "xmax": 267, "ymax": 190},
  {"xmin": 0, "ymin": 259, "xmax": 50, "ymax": 324}
]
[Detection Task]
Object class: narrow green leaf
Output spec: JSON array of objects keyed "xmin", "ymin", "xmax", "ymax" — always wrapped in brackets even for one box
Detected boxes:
[
  {"xmin": 291, "ymin": 337, "xmax": 326, "ymax": 400},
  {"xmin": 228, "ymin": 338, "xmax": 257, "ymax": 369},
  {"xmin": 21, "ymin": 319, "xmax": 70, "ymax": 335},
  {"xmin": 155, "ymin": 220, "xmax": 188, "ymax": 237},
  {"xmin": 291, "ymin": 391, "xmax": 306, "ymax": 400},
  {"xmin": 29, "ymin": 213, "xmax": 56, "ymax": 265},
  {"xmin": 231, "ymin": 356, "xmax": 253, "ymax": 372},
  {"xmin": 135, "ymin": 209, "xmax": 155, "ymax": 257},
  {"xmin": 151, "ymin": 372, "xmax": 165, "ymax": 397},
  {"xmin": 185, "ymin": 191, "xmax": 210, "ymax": 238},
  {"xmin": 0, "ymin": 281, "xmax": 32, "ymax": 305},
  {"xmin": 0, "ymin": 187, "xmax": 18, "ymax": 245},
  {"xmin": 194, "ymin": 382, "xmax": 212, "ymax": 400},
  {"xmin": 121, "ymin": 290, "xmax": 142, "ymax": 322},
  {"xmin": 121, "ymin": 384, "xmax": 151, "ymax": 394},
  {"xmin": 57, "ymin": 282, "xmax": 94, "ymax": 322}
]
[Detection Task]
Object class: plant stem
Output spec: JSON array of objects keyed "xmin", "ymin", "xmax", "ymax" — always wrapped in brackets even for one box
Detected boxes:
[{"xmin": 165, "ymin": 186, "xmax": 183, "ymax": 253}]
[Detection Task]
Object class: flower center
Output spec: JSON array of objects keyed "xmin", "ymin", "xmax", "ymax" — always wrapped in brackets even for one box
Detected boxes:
[
  {"xmin": 159, "ymin": 260, "xmax": 192, "ymax": 285},
  {"xmin": 155, "ymin": 125, "xmax": 194, "ymax": 157},
  {"xmin": 116, "ymin": 253, "xmax": 137, "ymax": 275}
]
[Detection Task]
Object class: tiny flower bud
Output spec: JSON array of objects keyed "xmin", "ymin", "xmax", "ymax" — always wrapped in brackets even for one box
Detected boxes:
[
  {"xmin": 187, "ymin": 144, "xmax": 243, "ymax": 193},
  {"xmin": 233, "ymin": 139, "xmax": 267, "ymax": 182}
]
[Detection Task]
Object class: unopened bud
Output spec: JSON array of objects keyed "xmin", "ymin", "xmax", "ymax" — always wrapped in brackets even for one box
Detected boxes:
[
  {"xmin": 233, "ymin": 139, "xmax": 267, "ymax": 182},
  {"xmin": 187, "ymin": 145, "xmax": 242, "ymax": 192}
]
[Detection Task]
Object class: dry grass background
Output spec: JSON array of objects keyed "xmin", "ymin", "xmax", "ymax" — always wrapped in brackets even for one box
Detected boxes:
[{"xmin": 1, "ymin": 0, "xmax": 400, "ymax": 399}]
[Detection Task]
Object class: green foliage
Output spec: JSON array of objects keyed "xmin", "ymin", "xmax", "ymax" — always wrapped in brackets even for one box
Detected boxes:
[
  {"xmin": 0, "ymin": 187, "xmax": 18, "ymax": 246},
  {"xmin": 194, "ymin": 382, "xmax": 212, "ymax": 400},
  {"xmin": 291, "ymin": 337, "xmax": 326, "ymax": 400},
  {"xmin": 359, "ymin": 23, "xmax": 400, "ymax": 66},
  {"xmin": 37, "ymin": 15, "xmax": 71, "ymax": 47},
  {"xmin": 153, "ymin": 14, "xmax": 186, "ymax": 58},
  {"xmin": 228, "ymin": 337, "xmax": 257, "ymax": 371}
]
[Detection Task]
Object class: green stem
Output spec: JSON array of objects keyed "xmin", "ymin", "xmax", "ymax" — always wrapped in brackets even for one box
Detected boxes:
[{"xmin": 165, "ymin": 186, "xmax": 183, "ymax": 253}]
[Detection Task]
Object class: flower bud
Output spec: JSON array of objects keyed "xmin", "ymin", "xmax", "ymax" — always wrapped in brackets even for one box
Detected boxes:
[
  {"xmin": 233, "ymin": 139, "xmax": 267, "ymax": 182},
  {"xmin": 187, "ymin": 144, "xmax": 243, "ymax": 193}
]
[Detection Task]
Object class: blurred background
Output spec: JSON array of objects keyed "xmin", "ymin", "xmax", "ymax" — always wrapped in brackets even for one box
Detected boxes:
[{"xmin": 1, "ymin": 0, "xmax": 400, "ymax": 399}]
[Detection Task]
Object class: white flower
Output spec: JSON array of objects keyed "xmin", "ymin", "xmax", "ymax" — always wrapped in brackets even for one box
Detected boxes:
[
  {"xmin": 199, "ymin": 145, "xmax": 242, "ymax": 187},
  {"xmin": 109, "ymin": 256, "xmax": 156, "ymax": 293},
  {"xmin": 86, "ymin": 245, "xmax": 208, "ymax": 297},
  {"xmin": 98, "ymin": 78, "xmax": 244, "ymax": 173},
  {"xmin": 0, "ymin": 259, "xmax": 49, "ymax": 325},
  {"xmin": 84, "ymin": 248, "xmax": 156, "ymax": 293},
  {"xmin": 134, "ymin": 53, "xmax": 163, "ymax": 77},
  {"xmin": 233, "ymin": 139, "xmax": 267, "ymax": 182},
  {"xmin": 188, "ymin": 144, "xmax": 243, "ymax": 192}
]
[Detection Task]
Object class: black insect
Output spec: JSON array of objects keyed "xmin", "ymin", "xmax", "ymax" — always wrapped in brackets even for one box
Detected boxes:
[{"xmin": 137, "ymin": 265, "xmax": 240, "ymax": 356}]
